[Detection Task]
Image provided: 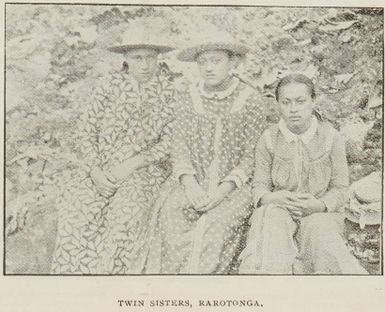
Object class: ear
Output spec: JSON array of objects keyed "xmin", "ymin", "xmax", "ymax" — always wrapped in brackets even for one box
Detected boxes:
[
  {"xmin": 311, "ymin": 97, "xmax": 317, "ymax": 108},
  {"xmin": 230, "ymin": 54, "xmax": 243, "ymax": 68}
]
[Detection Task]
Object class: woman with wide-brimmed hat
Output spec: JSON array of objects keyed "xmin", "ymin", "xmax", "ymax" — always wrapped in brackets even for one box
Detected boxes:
[
  {"xmin": 51, "ymin": 22, "xmax": 176, "ymax": 274},
  {"xmin": 145, "ymin": 32, "xmax": 267, "ymax": 274}
]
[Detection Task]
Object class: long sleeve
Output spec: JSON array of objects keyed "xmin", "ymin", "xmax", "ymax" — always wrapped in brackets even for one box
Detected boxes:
[
  {"xmin": 221, "ymin": 92, "xmax": 267, "ymax": 188},
  {"xmin": 252, "ymin": 130, "xmax": 274, "ymax": 206},
  {"xmin": 171, "ymin": 97, "xmax": 196, "ymax": 181},
  {"xmin": 78, "ymin": 78, "xmax": 109, "ymax": 172},
  {"xmin": 320, "ymin": 131, "xmax": 349, "ymax": 212}
]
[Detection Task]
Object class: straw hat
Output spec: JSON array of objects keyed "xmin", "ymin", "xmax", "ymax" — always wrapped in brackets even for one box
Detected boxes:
[
  {"xmin": 345, "ymin": 171, "xmax": 382, "ymax": 228},
  {"xmin": 108, "ymin": 21, "xmax": 174, "ymax": 54},
  {"xmin": 177, "ymin": 31, "xmax": 250, "ymax": 62}
]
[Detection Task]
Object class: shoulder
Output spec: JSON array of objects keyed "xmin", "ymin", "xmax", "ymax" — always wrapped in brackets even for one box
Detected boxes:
[
  {"xmin": 317, "ymin": 121, "xmax": 343, "ymax": 141},
  {"xmin": 259, "ymin": 124, "xmax": 280, "ymax": 150},
  {"xmin": 264, "ymin": 123, "xmax": 280, "ymax": 139},
  {"xmin": 238, "ymin": 82, "xmax": 265, "ymax": 112},
  {"xmin": 238, "ymin": 81, "xmax": 261, "ymax": 101},
  {"xmin": 171, "ymin": 76, "xmax": 191, "ymax": 93},
  {"xmin": 94, "ymin": 70, "xmax": 131, "ymax": 92},
  {"xmin": 314, "ymin": 121, "xmax": 346, "ymax": 154},
  {"xmin": 170, "ymin": 78, "xmax": 195, "ymax": 113},
  {"xmin": 156, "ymin": 73, "xmax": 177, "ymax": 93}
]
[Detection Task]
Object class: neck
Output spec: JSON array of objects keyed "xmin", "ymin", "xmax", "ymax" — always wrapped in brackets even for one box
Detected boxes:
[
  {"xmin": 288, "ymin": 118, "xmax": 312, "ymax": 135},
  {"xmin": 204, "ymin": 75, "xmax": 234, "ymax": 92}
]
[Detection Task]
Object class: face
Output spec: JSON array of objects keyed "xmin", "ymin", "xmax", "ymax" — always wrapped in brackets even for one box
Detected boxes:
[
  {"xmin": 126, "ymin": 48, "xmax": 159, "ymax": 83},
  {"xmin": 278, "ymin": 82, "xmax": 315, "ymax": 134},
  {"xmin": 196, "ymin": 50, "xmax": 235, "ymax": 87}
]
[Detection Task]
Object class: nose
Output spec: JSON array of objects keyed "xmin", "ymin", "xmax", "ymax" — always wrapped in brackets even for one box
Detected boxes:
[
  {"xmin": 139, "ymin": 59, "xmax": 149, "ymax": 70},
  {"xmin": 205, "ymin": 62, "xmax": 214, "ymax": 72},
  {"xmin": 289, "ymin": 102, "xmax": 299, "ymax": 113}
]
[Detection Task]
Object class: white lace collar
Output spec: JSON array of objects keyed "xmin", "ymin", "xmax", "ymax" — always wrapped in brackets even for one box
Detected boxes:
[{"xmin": 198, "ymin": 77, "xmax": 240, "ymax": 100}]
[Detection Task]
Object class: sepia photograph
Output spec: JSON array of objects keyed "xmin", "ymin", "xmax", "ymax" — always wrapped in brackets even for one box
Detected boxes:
[{"xmin": 4, "ymin": 2, "xmax": 383, "ymax": 277}]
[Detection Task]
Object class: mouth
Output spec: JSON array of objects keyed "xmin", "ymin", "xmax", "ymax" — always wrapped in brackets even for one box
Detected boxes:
[{"xmin": 289, "ymin": 116, "xmax": 301, "ymax": 122}]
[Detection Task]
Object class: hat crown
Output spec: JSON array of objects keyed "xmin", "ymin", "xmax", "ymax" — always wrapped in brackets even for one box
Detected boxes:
[
  {"xmin": 117, "ymin": 21, "xmax": 168, "ymax": 46},
  {"xmin": 190, "ymin": 31, "xmax": 240, "ymax": 48},
  {"xmin": 108, "ymin": 19, "xmax": 174, "ymax": 54},
  {"xmin": 177, "ymin": 31, "xmax": 250, "ymax": 62}
]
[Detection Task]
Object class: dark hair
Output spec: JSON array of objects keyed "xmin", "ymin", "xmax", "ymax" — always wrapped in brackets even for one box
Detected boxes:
[
  {"xmin": 275, "ymin": 73, "xmax": 316, "ymax": 101},
  {"xmin": 197, "ymin": 49, "xmax": 241, "ymax": 60}
]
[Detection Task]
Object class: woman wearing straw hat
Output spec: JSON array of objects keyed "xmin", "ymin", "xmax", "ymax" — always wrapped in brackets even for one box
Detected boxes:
[
  {"xmin": 51, "ymin": 23, "xmax": 176, "ymax": 274},
  {"xmin": 145, "ymin": 33, "xmax": 267, "ymax": 274}
]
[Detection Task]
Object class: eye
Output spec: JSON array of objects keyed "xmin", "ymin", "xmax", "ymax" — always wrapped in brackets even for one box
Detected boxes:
[
  {"xmin": 296, "ymin": 98, "xmax": 306, "ymax": 104},
  {"xmin": 197, "ymin": 59, "xmax": 206, "ymax": 66},
  {"xmin": 281, "ymin": 100, "xmax": 290, "ymax": 105}
]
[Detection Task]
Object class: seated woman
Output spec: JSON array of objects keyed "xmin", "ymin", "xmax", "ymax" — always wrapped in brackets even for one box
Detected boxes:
[
  {"xmin": 239, "ymin": 74, "xmax": 367, "ymax": 274},
  {"xmin": 51, "ymin": 25, "xmax": 176, "ymax": 274},
  {"xmin": 145, "ymin": 33, "xmax": 266, "ymax": 274}
]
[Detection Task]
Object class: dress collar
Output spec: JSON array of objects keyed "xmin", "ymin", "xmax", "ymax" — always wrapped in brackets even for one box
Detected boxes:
[
  {"xmin": 278, "ymin": 116, "xmax": 318, "ymax": 145},
  {"xmin": 198, "ymin": 76, "xmax": 240, "ymax": 100},
  {"xmin": 129, "ymin": 72, "xmax": 160, "ymax": 92}
]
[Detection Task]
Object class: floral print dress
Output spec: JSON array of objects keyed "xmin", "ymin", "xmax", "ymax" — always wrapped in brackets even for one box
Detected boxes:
[
  {"xmin": 145, "ymin": 77, "xmax": 266, "ymax": 274},
  {"xmin": 51, "ymin": 70, "xmax": 175, "ymax": 274}
]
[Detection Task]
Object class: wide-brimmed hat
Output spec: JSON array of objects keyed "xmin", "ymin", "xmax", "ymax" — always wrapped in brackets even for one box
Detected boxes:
[
  {"xmin": 108, "ymin": 21, "xmax": 174, "ymax": 54},
  {"xmin": 177, "ymin": 31, "xmax": 250, "ymax": 62}
]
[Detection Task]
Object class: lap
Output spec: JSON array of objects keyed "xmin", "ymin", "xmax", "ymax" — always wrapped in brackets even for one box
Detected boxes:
[
  {"xmin": 248, "ymin": 205, "xmax": 344, "ymax": 243},
  {"xmin": 159, "ymin": 183, "xmax": 253, "ymax": 238},
  {"xmin": 299, "ymin": 213, "xmax": 344, "ymax": 236}
]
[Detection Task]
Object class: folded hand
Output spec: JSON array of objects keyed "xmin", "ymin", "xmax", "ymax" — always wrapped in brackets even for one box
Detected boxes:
[
  {"xmin": 196, "ymin": 181, "xmax": 236, "ymax": 212},
  {"xmin": 90, "ymin": 167, "xmax": 117, "ymax": 198}
]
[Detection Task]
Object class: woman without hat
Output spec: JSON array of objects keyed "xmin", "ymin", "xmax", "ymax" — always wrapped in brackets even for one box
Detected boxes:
[
  {"xmin": 51, "ymin": 22, "xmax": 176, "ymax": 274},
  {"xmin": 239, "ymin": 74, "xmax": 367, "ymax": 274},
  {"xmin": 145, "ymin": 32, "xmax": 267, "ymax": 274}
]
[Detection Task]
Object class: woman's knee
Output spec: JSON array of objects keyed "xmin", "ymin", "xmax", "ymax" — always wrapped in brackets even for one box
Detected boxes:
[
  {"xmin": 264, "ymin": 206, "xmax": 293, "ymax": 224},
  {"xmin": 300, "ymin": 213, "xmax": 343, "ymax": 237}
]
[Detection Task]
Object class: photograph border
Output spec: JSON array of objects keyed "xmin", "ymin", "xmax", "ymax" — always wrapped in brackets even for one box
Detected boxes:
[{"xmin": 3, "ymin": 1, "xmax": 384, "ymax": 277}]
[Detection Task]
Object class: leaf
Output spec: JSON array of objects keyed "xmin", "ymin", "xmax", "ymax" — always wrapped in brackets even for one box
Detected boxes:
[
  {"xmin": 319, "ymin": 20, "xmax": 359, "ymax": 32},
  {"xmin": 282, "ymin": 17, "xmax": 308, "ymax": 31},
  {"xmin": 335, "ymin": 72, "xmax": 355, "ymax": 84},
  {"xmin": 368, "ymin": 94, "xmax": 382, "ymax": 109}
]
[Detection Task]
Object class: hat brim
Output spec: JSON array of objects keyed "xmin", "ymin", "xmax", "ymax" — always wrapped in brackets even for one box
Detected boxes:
[
  {"xmin": 108, "ymin": 44, "xmax": 174, "ymax": 54},
  {"xmin": 345, "ymin": 209, "xmax": 381, "ymax": 226},
  {"xmin": 177, "ymin": 43, "xmax": 250, "ymax": 62}
]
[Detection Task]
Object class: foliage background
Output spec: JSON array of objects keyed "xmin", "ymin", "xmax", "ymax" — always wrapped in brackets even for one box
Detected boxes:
[{"xmin": 5, "ymin": 4, "xmax": 383, "ymax": 273}]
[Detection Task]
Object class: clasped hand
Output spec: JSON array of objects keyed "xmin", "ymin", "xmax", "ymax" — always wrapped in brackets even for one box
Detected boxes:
[
  {"xmin": 90, "ymin": 167, "xmax": 118, "ymax": 198},
  {"xmin": 90, "ymin": 161, "xmax": 137, "ymax": 198},
  {"xmin": 260, "ymin": 190, "xmax": 326, "ymax": 219},
  {"xmin": 182, "ymin": 175, "xmax": 235, "ymax": 212}
]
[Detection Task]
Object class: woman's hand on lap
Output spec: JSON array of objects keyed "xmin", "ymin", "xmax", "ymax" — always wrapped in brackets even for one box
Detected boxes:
[
  {"xmin": 109, "ymin": 162, "xmax": 135, "ymax": 182},
  {"xmin": 197, "ymin": 181, "xmax": 236, "ymax": 212},
  {"xmin": 292, "ymin": 193, "xmax": 326, "ymax": 217},
  {"xmin": 181, "ymin": 174, "xmax": 210, "ymax": 209},
  {"xmin": 260, "ymin": 190, "xmax": 296, "ymax": 206},
  {"xmin": 260, "ymin": 191, "xmax": 304, "ymax": 219},
  {"xmin": 90, "ymin": 167, "xmax": 117, "ymax": 198}
]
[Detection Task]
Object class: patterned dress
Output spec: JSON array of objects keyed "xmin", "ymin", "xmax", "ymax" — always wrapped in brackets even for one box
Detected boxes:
[
  {"xmin": 51, "ymin": 70, "xmax": 175, "ymax": 274},
  {"xmin": 145, "ymin": 77, "xmax": 266, "ymax": 274}
]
